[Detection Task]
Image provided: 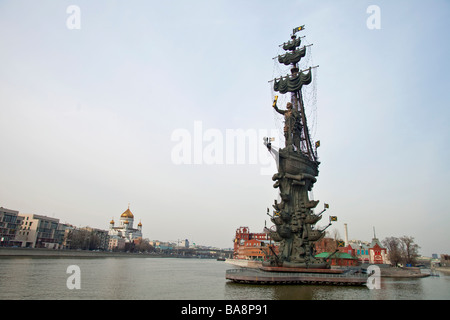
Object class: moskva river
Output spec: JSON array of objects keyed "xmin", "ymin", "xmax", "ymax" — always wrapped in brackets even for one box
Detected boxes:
[{"xmin": 0, "ymin": 257, "xmax": 449, "ymax": 300}]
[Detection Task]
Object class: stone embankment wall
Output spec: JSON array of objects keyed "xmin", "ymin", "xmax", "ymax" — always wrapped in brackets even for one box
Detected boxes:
[
  {"xmin": 380, "ymin": 266, "xmax": 428, "ymax": 278},
  {"xmin": 0, "ymin": 247, "xmax": 160, "ymax": 258}
]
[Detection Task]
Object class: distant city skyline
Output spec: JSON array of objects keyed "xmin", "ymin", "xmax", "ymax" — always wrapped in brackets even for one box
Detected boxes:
[{"xmin": 1, "ymin": 0, "xmax": 449, "ymax": 256}]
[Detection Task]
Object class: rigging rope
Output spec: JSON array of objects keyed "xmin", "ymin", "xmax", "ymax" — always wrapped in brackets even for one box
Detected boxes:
[{"xmin": 270, "ymin": 37, "xmax": 318, "ymax": 145}]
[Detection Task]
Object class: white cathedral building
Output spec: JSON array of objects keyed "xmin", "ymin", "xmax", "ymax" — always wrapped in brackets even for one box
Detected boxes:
[{"xmin": 109, "ymin": 206, "xmax": 143, "ymax": 246}]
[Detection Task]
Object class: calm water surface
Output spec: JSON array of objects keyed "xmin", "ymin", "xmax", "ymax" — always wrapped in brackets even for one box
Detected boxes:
[{"xmin": 0, "ymin": 257, "xmax": 449, "ymax": 300}]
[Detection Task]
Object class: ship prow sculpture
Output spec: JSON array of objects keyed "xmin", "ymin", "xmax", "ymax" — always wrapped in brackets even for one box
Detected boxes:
[{"xmin": 226, "ymin": 26, "xmax": 368, "ymax": 285}]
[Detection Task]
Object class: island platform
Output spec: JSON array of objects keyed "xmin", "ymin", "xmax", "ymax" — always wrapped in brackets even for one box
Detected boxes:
[{"xmin": 226, "ymin": 267, "xmax": 368, "ymax": 286}]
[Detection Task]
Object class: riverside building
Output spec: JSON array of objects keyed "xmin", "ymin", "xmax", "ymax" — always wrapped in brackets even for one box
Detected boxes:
[
  {"xmin": 15, "ymin": 214, "xmax": 63, "ymax": 248},
  {"xmin": 0, "ymin": 207, "xmax": 21, "ymax": 246}
]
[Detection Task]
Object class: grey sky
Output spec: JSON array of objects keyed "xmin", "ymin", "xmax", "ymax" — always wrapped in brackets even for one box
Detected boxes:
[{"xmin": 0, "ymin": 0, "xmax": 449, "ymax": 255}]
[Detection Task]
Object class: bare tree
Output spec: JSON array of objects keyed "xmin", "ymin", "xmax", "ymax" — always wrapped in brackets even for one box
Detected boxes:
[
  {"xmin": 328, "ymin": 228, "xmax": 341, "ymax": 242},
  {"xmin": 382, "ymin": 236, "xmax": 421, "ymax": 266},
  {"xmin": 382, "ymin": 237, "xmax": 402, "ymax": 267},
  {"xmin": 399, "ymin": 236, "xmax": 420, "ymax": 266},
  {"xmin": 134, "ymin": 238, "xmax": 154, "ymax": 252},
  {"xmin": 66, "ymin": 229, "xmax": 100, "ymax": 250}
]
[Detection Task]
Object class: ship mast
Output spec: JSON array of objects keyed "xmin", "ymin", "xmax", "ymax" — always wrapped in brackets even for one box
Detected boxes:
[{"xmin": 272, "ymin": 25, "xmax": 318, "ymax": 162}]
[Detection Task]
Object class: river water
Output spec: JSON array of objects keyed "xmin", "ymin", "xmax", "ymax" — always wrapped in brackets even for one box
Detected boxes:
[{"xmin": 0, "ymin": 257, "xmax": 449, "ymax": 300}]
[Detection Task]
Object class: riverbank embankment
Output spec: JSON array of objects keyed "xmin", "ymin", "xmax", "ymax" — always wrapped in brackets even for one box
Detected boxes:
[
  {"xmin": 0, "ymin": 247, "xmax": 165, "ymax": 258},
  {"xmin": 380, "ymin": 266, "xmax": 429, "ymax": 278},
  {"xmin": 434, "ymin": 266, "xmax": 450, "ymax": 274}
]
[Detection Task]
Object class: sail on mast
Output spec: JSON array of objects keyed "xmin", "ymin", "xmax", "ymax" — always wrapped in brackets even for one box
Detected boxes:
[{"xmin": 271, "ymin": 25, "xmax": 318, "ymax": 162}]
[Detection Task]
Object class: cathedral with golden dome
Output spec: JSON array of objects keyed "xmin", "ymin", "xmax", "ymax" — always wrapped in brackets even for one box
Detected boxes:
[{"xmin": 108, "ymin": 206, "xmax": 143, "ymax": 245}]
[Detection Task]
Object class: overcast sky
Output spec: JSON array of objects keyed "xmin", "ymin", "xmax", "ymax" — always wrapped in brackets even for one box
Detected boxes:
[{"xmin": 1, "ymin": 0, "xmax": 449, "ymax": 256}]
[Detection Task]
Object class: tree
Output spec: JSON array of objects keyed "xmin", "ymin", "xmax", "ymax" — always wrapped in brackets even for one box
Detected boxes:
[
  {"xmin": 399, "ymin": 236, "xmax": 420, "ymax": 266},
  {"xmin": 66, "ymin": 229, "xmax": 100, "ymax": 250},
  {"xmin": 382, "ymin": 237, "xmax": 402, "ymax": 267},
  {"xmin": 134, "ymin": 238, "xmax": 154, "ymax": 252},
  {"xmin": 382, "ymin": 236, "xmax": 421, "ymax": 266}
]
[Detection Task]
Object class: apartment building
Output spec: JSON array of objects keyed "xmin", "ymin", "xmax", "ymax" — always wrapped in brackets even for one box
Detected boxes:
[
  {"xmin": 15, "ymin": 214, "xmax": 62, "ymax": 248},
  {"xmin": 0, "ymin": 207, "xmax": 21, "ymax": 246}
]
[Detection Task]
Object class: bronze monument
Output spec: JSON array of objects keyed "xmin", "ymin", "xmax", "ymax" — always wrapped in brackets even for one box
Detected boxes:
[
  {"xmin": 226, "ymin": 27, "xmax": 368, "ymax": 285},
  {"xmin": 263, "ymin": 25, "xmax": 334, "ymax": 270}
]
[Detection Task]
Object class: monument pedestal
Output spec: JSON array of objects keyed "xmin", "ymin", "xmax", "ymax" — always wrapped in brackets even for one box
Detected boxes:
[
  {"xmin": 259, "ymin": 266, "xmax": 344, "ymax": 274},
  {"xmin": 225, "ymin": 268, "xmax": 367, "ymax": 286}
]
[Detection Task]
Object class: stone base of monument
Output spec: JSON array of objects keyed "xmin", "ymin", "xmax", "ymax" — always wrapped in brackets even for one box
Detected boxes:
[
  {"xmin": 259, "ymin": 266, "xmax": 343, "ymax": 273},
  {"xmin": 225, "ymin": 267, "xmax": 368, "ymax": 286}
]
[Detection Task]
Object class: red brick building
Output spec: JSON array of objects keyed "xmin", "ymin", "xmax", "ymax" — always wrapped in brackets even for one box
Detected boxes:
[
  {"xmin": 232, "ymin": 227, "xmax": 276, "ymax": 260},
  {"xmin": 316, "ymin": 236, "xmax": 388, "ymax": 265},
  {"xmin": 315, "ymin": 237, "xmax": 338, "ymax": 254},
  {"xmin": 339, "ymin": 238, "xmax": 388, "ymax": 264}
]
